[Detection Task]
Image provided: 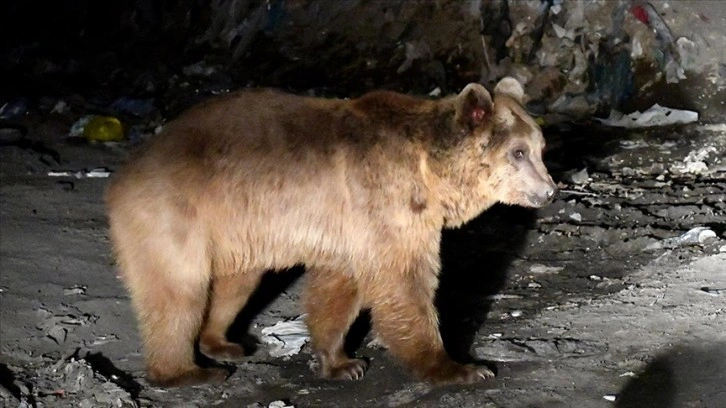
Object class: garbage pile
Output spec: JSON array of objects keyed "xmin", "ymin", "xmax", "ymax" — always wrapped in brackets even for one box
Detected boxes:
[
  {"xmin": 1, "ymin": 0, "xmax": 722, "ymax": 139},
  {"xmin": 0, "ymin": 355, "xmax": 137, "ymax": 408}
]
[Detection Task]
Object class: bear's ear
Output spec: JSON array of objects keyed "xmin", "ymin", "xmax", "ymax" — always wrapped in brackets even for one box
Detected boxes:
[
  {"xmin": 494, "ymin": 77, "xmax": 526, "ymax": 104},
  {"xmin": 456, "ymin": 83, "xmax": 493, "ymax": 128}
]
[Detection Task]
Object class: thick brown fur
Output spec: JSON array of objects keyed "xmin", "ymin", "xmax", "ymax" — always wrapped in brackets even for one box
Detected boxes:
[{"xmin": 106, "ymin": 77, "xmax": 556, "ymax": 387}]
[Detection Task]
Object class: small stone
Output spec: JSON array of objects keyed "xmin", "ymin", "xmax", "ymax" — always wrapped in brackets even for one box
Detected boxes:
[
  {"xmin": 569, "ymin": 212, "xmax": 582, "ymax": 222},
  {"xmin": 528, "ymin": 282, "xmax": 542, "ymax": 289},
  {"xmin": 510, "ymin": 310, "xmax": 523, "ymax": 318},
  {"xmin": 603, "ymin": 394, "xmax": 617, "ymax": 402},
  {"xmin": 589, "ymin": 275, "xmax": 602, "ymax": 281}
]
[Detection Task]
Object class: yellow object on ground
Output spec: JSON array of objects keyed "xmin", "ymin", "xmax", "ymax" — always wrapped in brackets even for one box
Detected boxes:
[{"xmin": 83, "ymin": 116, "xmax": 124, "ymax": 142}]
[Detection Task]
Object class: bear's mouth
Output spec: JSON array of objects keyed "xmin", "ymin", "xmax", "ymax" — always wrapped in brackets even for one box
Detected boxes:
[{"xmin": 524, "ymin": 193, "xmax": 548, "ymax": 208}]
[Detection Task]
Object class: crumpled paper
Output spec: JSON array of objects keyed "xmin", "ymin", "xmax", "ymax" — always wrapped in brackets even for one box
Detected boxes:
[{"xmin": 260, "ymin": 315, "xmax": 310, "ymax": 357}]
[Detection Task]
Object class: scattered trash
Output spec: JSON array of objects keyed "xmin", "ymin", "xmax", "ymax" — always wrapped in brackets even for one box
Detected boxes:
[
  {"xmin": 619, "ymin": 371, "xmax": 637, "ymax": 377},
  {"xmin": 569, "ymin": 212, "xmax": 582, "ymax": 222},
  {"xmin": 565, "ymin": 168, "xmax": 590, "ymax": 185},
  {"xmin": 527, "ymin": 282, "xmax": 542, "ymax": 289},
  {"xmin": 51, "ymin": 100, "xmax": 70, "ymax": 115},
  {"xmin": 84, "ymin": 116, "xmax": 124, "ymax": 142},
  {"xmin": 110, "ymin": 97, "xmax": 156, "ymax": 117},
  {"xmin": 397, "ymin": 40, "xmax": 431, "ymax": 74},
  {"xmin": 619, "ymin": 140, "xmax": 649, "ymax": 149},
  {"xmin": 268, "ymin": 401, "xmax": 295, "ymax": 408},
  {"xmin": 70, "ymin": 115, "xmax": 125, "ymax": 142},
  {"xmin": 84, "ymin": 334, "xmax": 120, "ymax": 347},
  {"xmin": 36, "ymin": 308, "xmax": 98, "ymax": 344},
  {"xmin": 603, "ymin": 394, "xmax": 618, "ymax": 402},
  {"xmin": 529, "ymin": 264, "xmax": 564, "ymax": 274},
  {"xmin": 670, "ymin": 146, "xmax": 718, "ymax": 175},
  {"xmin": 509, "ymin": 310, "xmax": 523, "ymax": 318},
  {"xmin": 589, "ymin": 275, "xmax": 602, "ymax": 281},
  {"xmin": 0, "ymin": 97, "xmax": 29, "ymax": 119},
  {"xmin": 646, "ymin": 227, "xmax": 718, "ymax": 250},
  {"xmin": 485, "ymin": 293, "xmax": 524, "ymax": 300},
  {"xmin": 69, "ymin": 115, "xmax": 93, "ymax": 137},
  {"xmin": 1, "ymin": 355, "xmax": 136, "ymax": 407},
  {"xmin": 595, "ymin": 104, "xmax": 699, "ymax": 128},
  {"xmin": 474, "ymin": 337, "xmax": 606, "ymax": 362},
  {"xmin": 63, "ymin": 285, "xmax": 87, "ymax": 296},
  {"xmin": 183, "ymin": 60, "xmax": 219, "ymax": 77},
  {"xmin": 260, "ymin": 315, "xmax": 310, "ymax": 357},
  {"xmin": 699, "ymin": 287, "xmax": 724, "ymax": 297},
  {"xmin": 48, "ymin": 168, "xmax": 112, "ymax": 179}
]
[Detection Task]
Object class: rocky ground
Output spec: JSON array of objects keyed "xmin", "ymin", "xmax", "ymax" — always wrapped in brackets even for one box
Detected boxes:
[{"xmin": 1, "ymin": 108, "xmax": 725, "ymax": 408}]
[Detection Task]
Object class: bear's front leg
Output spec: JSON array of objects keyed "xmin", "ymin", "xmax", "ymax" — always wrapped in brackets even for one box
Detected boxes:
[
  {"xmin": 365, "ymin": 257, "xmax": 495, "ymax": 384},
  {"xmin": 304, "ymin": 267, "xmax": 368, "ymax": 380}
]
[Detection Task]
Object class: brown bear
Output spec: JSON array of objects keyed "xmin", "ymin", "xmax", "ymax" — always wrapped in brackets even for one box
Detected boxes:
[{"xmin": 106, "ymin": 77, "xmax": 556, "ymax": 387}]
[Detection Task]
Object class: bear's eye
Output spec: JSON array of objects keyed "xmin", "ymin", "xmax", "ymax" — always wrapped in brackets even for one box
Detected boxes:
[{"xmin": 513, "ymin": 148, "xmax": 526, "ymax": 160}]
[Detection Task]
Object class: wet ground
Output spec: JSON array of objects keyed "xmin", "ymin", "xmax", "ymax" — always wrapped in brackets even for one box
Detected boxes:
[{"xmin": 1, "ymin": 107, "xmax": 725, "ymax": 407}]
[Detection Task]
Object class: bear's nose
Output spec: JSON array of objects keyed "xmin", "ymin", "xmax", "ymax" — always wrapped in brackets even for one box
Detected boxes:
[{"xmin": 542, "ymin": 184, "xmax": 557, "ymax": 204}]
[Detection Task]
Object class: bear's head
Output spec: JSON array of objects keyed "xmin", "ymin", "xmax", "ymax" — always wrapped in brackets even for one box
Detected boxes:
[{"xmin": 434, "ymin": 77, "xmax": 557, "ymax": 226}]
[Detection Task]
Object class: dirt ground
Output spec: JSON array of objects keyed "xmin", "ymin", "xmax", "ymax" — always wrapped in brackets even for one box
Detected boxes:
[{"xmin": 1, "ymin": 107, "xmax": 725, "ymax": 408}]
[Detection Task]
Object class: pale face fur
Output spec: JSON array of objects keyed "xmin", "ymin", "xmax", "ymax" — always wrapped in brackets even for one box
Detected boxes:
[{"xmin": 432, "ymin": 79, "xmax": 556, "ymax": 228}]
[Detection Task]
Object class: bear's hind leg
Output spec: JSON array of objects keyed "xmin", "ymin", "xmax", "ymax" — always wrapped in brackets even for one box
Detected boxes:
[
  {"xmin": 121, "ymin": 252, "xmax": 228, "ymax": 387},
  {"xmin": 304, "ymin": 267, "xmax": 367, "ymax": 380},
  {"xmin": 199, "ymin": 271, "xmax": 263, "ymax": 362}
]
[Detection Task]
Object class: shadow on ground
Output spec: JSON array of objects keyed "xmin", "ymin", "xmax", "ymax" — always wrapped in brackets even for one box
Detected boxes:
[{"xmin": 616, "ymin": 343, "xmax": 726, "ymax": 408}]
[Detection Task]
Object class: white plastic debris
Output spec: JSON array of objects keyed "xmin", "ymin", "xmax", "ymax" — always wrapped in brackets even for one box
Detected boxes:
[
  {"xmin": 63, "ymin": 286, "xmax": 87, "ymax": 296},
  {"xmin": 397, "ymin": 40, "xmax": 431, "ymax": 74},
  {"xmin": 646, "ymin": 227, "xmax": 718, "ymax": 250},
  {"xmin": 268, "ymin": 401, "xmax": 295, "ymax": 408},
  {"xmin": 595, "ymin": 104, "xmax": 698, "ymax": 128},
  {"xmin": 509, "ymin": 310, "xmax": 523, "ymax": 318},
  {"xmin": 485, "ymin": 293, "xmax": 524, "ymax": 300},
  {"xmin": 69, "ymin": 115, "xmax": 94, "ymax": 137},
  {"xmin": 85, "ymin": 168, "xmax": 112, "ymax": 178},
  {"xmin": 569, "ymin": 212, "xmax": 582, "ymax": 222},
  {"xmin": 603, "ymin": 394, "xmax": 617, "ymax": 402},
  {"xmin": 51, "ymin": 100, "xmax": 70, "ymax": 115},
  {"xmin": 529, "ymin": 264, "xmax": 564, "ymax": 274},
  {"xmin": 567, "ymin": 168, "xmax": 590, "ymax": 185},
  {"xmin": 48, "ymin": 167, "xmax": 112, "ymax": 179},
  {"xmin": 669, "ymin": 146, "xmax": 718, "ymax": 175},
  {"xmin": 260, "ymin": 315, "xmax": 310, "ymax": 357}
]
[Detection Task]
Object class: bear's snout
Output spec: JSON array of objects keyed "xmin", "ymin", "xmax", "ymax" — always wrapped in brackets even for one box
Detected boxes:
[{"xmin": 526, "ymin": 181, "xmax": 557, "ymax": 207}]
